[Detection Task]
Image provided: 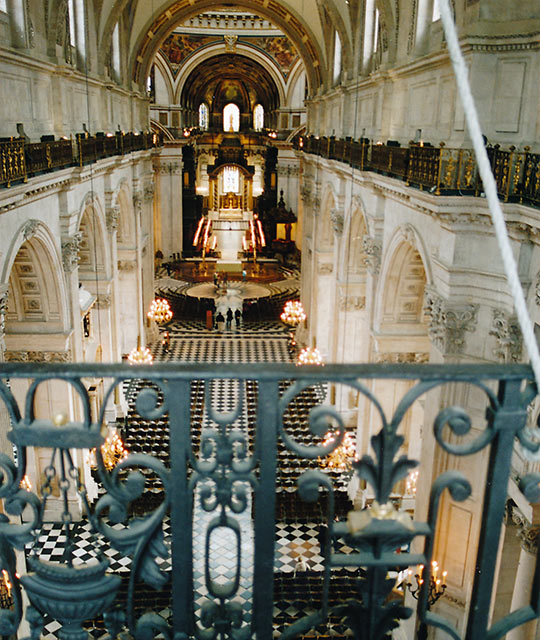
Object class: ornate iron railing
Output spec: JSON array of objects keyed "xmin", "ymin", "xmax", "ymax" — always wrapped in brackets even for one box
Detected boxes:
[
  {"xmin": 0, "ymin": 362, "xmax": 538, "ymax": 640},
  {"xmin": 0, "ymin": 132, "xmax": 163, "ymax": 186},
  {"xmin": 295, "ymin": 136, "xmax": 540, "ymax": 206}
]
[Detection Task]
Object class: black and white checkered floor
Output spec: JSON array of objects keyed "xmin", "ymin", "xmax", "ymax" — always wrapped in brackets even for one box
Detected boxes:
[{"xmin": 32, "ymin": 320, "xmax": 356, "ymax": 638}]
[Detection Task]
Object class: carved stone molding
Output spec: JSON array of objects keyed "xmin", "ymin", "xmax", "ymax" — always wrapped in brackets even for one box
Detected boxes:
[
  {"xmin": 23, "ymin": 219, "xmax": 40, "ymax": 241},
  {"xmin": 277, "ymin": 165, "xmax": 301, "ymax": 177},
  {"xmin": 317, "ymin": 262, "xmax": 333, "ymax": 275},
  {"xmin": 507, "ymin": 502, "xmax": 540, "ymax": 555},
  {"xmin": 132, "ymin": 192, "xmax": 143, "ymax": 213},
  {"xmin": 95, "ymin": 294, "xmax": 111, "ymax": 309},
  {"xmin": 535, "ymin": 272, "xmax": 540, "ymax": 306},
  {"xmin": 224, "ymin": 34, "xmax": 238, "ymax": 51},
  {"xmin": 106, "ymin": 205, "xmax": 120, "ymax": 233},
  {"xmin": 330, "ymin": 209, "xmax": 344, "ymax": 236},
  {"xmin": 61, "ymin": 233, "xmax": 81, "ymax": 273},
  {"xmin": 362, "ymin": 236, "xmax": 381, "ymax": 274},
  {"xmin": 300, "ymin": 185, "xmax": 312, "ymax": 206},
  {"xmin": 0, "ymin": 284, "xmax": 8, "ymax": 338},
  {"xmin": 339, "ymin": 295, "xmax": 365, "ymax": 311},
  {"xmin": 490, "ymin": 309, "xmax": 523, "ymax": 363},
  {"xmin": 118, "ymin": 260, "xmax": 137, "ymax": 272},
  {"xmin": 156, "ymin": 162, "xmax": 181, "ymax": 175},
  {"xmin": 143, "ymin": 184, "xmax": 155, "ymax": 202},
  {"xmin": 424, "ymin": 289, "xmax": 478, "ymax": 355},
  {"xmin": 375, "ymin": 352, "xmax": 429, "ymax": 364},
  {"xmin": 4, "ymin": 350, "xmax": 71, "ymax": 363}
]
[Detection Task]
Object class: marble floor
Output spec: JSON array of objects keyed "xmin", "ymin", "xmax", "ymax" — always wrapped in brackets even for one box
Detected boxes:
[{"xmin": 31, "ymin": 319, "xmax": 356, "ymax": 639}]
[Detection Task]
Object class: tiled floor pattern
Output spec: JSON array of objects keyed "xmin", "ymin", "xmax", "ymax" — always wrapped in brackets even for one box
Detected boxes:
[{"xmin": 32, "ymin": 320, "xmax": 356, "ymax": 638}]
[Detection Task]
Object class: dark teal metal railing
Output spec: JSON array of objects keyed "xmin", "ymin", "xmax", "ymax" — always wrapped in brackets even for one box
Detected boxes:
[{"xmin": 0, "ymin": 362, "xmax": 538, "ymax": 640}]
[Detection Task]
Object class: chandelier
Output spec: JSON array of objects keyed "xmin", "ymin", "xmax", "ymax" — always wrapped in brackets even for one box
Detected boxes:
[
  {"xmin": 88, "ymin": 432, "xmax": 129, "ymax": 472},
  {"xmin": 147, "ymin": 298, "xmax": 173, "ymax": 325},
  {"xmin": 0, "ymin": 570, "xmax": 12, "ymax": 610},
  {"xmin": 406, "ymin": 561, "xmax": 448, "ymax": 606},
  {"xmin": 297, "ymin": 346, "xmax": 323, "ymax": 366},
  {"xmin": 318, "ymin": 430, "xmax": 357, "ymax": 470},
  {"xmin": 127, "ymin": 345, "xmax": 153, "ymax": 365},
  {"xmin": 280, "ymin": 300, "xmax": 306, "ymax": 327},
  {"xmin": 406, "ymin": 469, "xmax": 419, "ymax": 495}
]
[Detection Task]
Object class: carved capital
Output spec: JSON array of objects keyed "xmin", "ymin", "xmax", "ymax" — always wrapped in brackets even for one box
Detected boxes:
[
  {"xmin": 143, "ymin": 183, "xmax": 155, "ymax": 203},
  {"xmin": 4, "ymin": 350, "xmax": 71, "ymax": 363},
  {"xmin": 339, "ymin": 295, "xmax": 365, "ymax": 311},
  {"xmin": 106, "ymin": 205, "xmax": 120, "ymax": 232},
  {"xmin": 132, "ymin": 192, "xmax": 143, "ymax": 212},
  {"xmin": 23, "ymin": 219, "xmax": 40, "ymax": 241},
  {"xmin": 61, "ymin": 233, "xmax": 81, "ymax": 273},
  {"xmin": 300, "ymin": 185, "xmax": 312, "ymax": 206},
  {"xmin": 95, "ymin": 294, "xmax": 111, "ymax": 309},
  {"xmin": 317, "ymin": 262, "xmax": 333, "ymax": 275},
  {"xmin": 508, "ymin": 502, "xmax": 540, "ymax": 555},
  {"xmin": 330, "ymin": 208, "xmax": 344, "ymax": 235},
  {"xmin": 535, "ymin": 271, "xmax": 540, "ymax": 306},
  {"xmin": 362, "ymin": 236, "xmax": 381, "ymax": 274},
  {"xmin": 424, "ymin": 289, "xmax": 478, "ymax": 355},
  {"xmin": 118, "ymin": 260, "xmax": 137, "ymax": 272},
  {"xmin": 375, "ymin": 352, "xmax": 429, "ymax": 364},
  {"xmin": 490, "ymin": 309, "xmax": 522, "ymax": 363}
]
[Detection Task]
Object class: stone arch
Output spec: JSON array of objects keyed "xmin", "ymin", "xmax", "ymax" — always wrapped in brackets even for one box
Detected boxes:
[
  {"xmin": 322, "ymin": 0, "xmax": 353, "ymax": 82},
  {"xmin": 122, "ymin": 0, "xmax": 324, "ymax": 96},
  {"xmin": 173, "ymin": 43, "xmax": 287, "ymax": 108},
  {"xmin": 2, "ymin": 220, "xmax": 70, "ymax": 337},
  {"xmin": 77, "ymin": 196, "xmax": 110, "ymax": 282},
  {"xmin": 318, "ymin": 185, "xmax": 337, "ymax": 249},
  {"xmin": 346, "ymin": 206, "xmax": 368, "ymax": 276},
  {"xmin": 115, "ymin": 182, "xmax": 135, "ymax": 247},
  {"xmin": 375, "ymin": 224, "xmax": 432, "ymax": 335}
]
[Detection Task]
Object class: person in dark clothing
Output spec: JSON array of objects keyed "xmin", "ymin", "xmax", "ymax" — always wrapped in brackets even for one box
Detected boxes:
[
  {"xmin": 226, "ymin": 308, "xmax": 233, "ymax": 329},
  {"xmin": 215, "ymin": 312, "xmax": 225, "ymax": 331},
  {"xmin": 234, "ymin": 308, "xmax": 241, "ymax": 326}
]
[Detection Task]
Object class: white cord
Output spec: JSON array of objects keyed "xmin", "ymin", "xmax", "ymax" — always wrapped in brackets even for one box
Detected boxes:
[{"xmin": 439, "ymin": 0, "xmax": 540, "ymax": 393}]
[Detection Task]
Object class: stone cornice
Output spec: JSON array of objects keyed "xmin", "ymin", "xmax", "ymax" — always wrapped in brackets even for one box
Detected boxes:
[{"xmin": 4, "ymin": 350, "xmax": 71, "ymax": 363}]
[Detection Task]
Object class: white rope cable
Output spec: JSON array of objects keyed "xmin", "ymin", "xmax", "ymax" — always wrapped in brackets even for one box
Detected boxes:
[
  {"xmin": 439, "ymin": 0, "xmax": 540, "ymax": 458},
  {"xmin": 439, "ymin": 0, "xmax": 540, "ymax": 390}
]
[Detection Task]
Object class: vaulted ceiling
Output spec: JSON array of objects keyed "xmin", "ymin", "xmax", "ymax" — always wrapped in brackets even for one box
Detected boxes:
[{"xmin": 180, "ymin": 54, "xmax": 281, "ymax": 112}]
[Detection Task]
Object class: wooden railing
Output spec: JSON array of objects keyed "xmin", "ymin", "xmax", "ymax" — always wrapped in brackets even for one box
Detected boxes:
[
  {"xmin": 295, "ymin": 135, "xmax": 540, "ymax": 207},
  {"xmin": 0, "ymin": 131, "xmax": 163, "ymax": 187}
]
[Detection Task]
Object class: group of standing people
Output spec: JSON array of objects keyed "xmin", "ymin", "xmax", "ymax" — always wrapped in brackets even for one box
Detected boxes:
[{"xmin": 215, "ymin": 308, "xmax": 242, "ymax": 331}]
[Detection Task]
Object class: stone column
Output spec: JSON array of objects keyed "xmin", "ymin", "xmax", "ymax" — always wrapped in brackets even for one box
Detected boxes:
[
  {"xmin": 61, "ymin": 232, "xmax": 83, "ymax": 362},
  {"xmin": 506, "ymin": 518, "xmax": 540, "ymax": 640},
  {"xmin": 154, "ymin": 151, "xmax": 183, "ymax": 262},
  {"xmin": 106, "ymin": 204, "xmax": 121, "ymax": 363}
]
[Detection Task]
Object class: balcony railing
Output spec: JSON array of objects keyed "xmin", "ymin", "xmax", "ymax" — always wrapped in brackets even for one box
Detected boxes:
[
  {"xmin": 0, "ymin": 132, "xmax": 163, "ymax": 187},
  {"xmin": 295, "ymin": 136, "xmax": 540, "ymax": 208},
  {"xmin": 0, "ymin": 361, "xmax": 537, "ymax": 639}
]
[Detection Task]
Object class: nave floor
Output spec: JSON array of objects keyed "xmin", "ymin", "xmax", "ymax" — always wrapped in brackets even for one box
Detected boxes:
[{"xmin": 32, "ymin": 320, "xmax": 356, "ymax": 639}]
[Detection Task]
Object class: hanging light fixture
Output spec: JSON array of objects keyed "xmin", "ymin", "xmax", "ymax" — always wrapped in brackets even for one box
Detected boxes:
[
  {"xmin": 280, "ymin": 300, "xmax": 306, "ymax": 327},
  {"xmin": 296, "ymin": 346, "xmax": 323, "ymax": 366},
  {"xmin": 128, "ymin": 345, "xmax": 153, "ymax": 365},
  {"xmin": 318, "ymin": 430, "xmax": 357, "ymax": 470},
  {"xmin": 147, "ymin": 298, "xmax": 173, "ymax": 324}
]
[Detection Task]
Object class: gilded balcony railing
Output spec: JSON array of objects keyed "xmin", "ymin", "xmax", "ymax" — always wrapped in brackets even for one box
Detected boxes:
[
  {"xmin": 0, "ymin": 139, "xmax": 26, "ymax": 187},
  {"xmin": 0, "ymin": 361, "xmax": 538, "ymax": 640},
  {"xmin": 0, "ymin": 132, "xmax": 163, "ymax": 185},
  {"xmin": 295, "ymin": 136, "xmax": 540, "ymax": 207}
]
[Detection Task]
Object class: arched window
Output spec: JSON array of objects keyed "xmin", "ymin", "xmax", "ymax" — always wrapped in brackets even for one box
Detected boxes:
[
  {"xmin": 199, "ymin": 103, "xmax": 209, "ymax": 130},
  {"xmin": 223, "ymin": 103, "xmax": 240, "ymax": 132},
  {"xmin": 69, "ymin": 0, "xmax": 87, "ymax": 68},
  {"xmin": 362, "ymin": 0, "xmax": 379, "ymax": 72},
  {"xmin": 432, "ymin": 0, "xmax": 441, "ymax": 21},
  {"xmin": 333, "ymin": 32, "xmax": 342, "ymax": 85},
  {"xmin": 253, "ymin": 104, "xmax": 264, "ymax": 131},
  {"xmin": 0, "ymin": 0, "xmax": 6, "ymax": 11},
  {"xmin": 111, "ymin": 21, "xmax": 120, "ymax": 80},
  {"xmin": 223, "ymin": 166, "xmax": 239, "ymax": 193}
]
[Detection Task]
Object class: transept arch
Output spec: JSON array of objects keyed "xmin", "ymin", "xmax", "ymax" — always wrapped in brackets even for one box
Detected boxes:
[
  {"xmin": 3, "ymin": 221, "xmax": 69, "ymax": 337},
  {"xmin": 77, "ymin": 197, "xmax": 110, "ymax": 282},
  {"xmin": 120, "ymin": 0, "xmax": 324, "ymax": 96},
  {"xmin": 318, "ymin": 186, "xmax": 337, "ymax": 250},
  {"xmin": 375, "ymin": 224, "xmax": 431, "ymax": 335}
]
